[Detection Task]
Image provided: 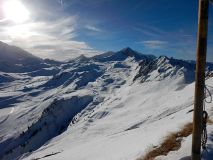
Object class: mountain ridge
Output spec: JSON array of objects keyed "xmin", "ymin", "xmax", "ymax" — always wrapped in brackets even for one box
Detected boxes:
[{"xmin": 1, "ymin": 41, "xmax": 213, "ymax": 160}]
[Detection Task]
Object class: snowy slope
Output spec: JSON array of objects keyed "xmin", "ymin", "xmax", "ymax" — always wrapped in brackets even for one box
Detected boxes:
[
  {"xmin": 0, "ymin": 45, "xmax": 213, "ymax": 160},
  {"xmin": 19, "ymin": 77, "xmax": 213, "ymax": 160}
]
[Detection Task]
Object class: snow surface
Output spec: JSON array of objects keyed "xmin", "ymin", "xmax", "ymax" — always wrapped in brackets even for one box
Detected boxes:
[
  {"xmin": 19, "ymin": 78, "xmax": 213, "ymax": 160},
  {"xmin": 1, "ymin": 43, "xmax": 213, "ymax": 160}
]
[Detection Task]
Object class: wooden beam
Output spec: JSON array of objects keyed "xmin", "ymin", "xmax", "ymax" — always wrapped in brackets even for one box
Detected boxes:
[{"xmin": 192, "ymin": 0, "xmax": 209, "ymax": 159}]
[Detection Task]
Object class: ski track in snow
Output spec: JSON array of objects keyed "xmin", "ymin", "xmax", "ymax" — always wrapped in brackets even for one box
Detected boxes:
[
  {"xmin": 0, "ymin": 107, "xmax": 15, "ymax": 125},
  {"xmin": 9, "ymin": 107, "xmax": 14, "ymax": 114}
]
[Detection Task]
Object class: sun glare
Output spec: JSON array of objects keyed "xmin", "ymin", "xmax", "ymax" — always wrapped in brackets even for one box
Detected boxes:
[{"xmin": 3, "ymin": 0, "xmax": 30, "ymax": 23}]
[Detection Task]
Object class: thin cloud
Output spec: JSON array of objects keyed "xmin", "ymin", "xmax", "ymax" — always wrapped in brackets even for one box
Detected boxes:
[
  {"xmin": 58, "ymin": 0, "xmax": 63, "ymax": 6},
  {"xmin": 133, "ymin": 23, "xmax": 199, "ymax": 60},
  {"xmin": 0, "ymin": 0, "xmax": 100, "ymax": 61},
  {"xmin": 139, "ymin": 40, "xmax": 168, "ymax": 49},
  {"xmin": 85, "ymin": 25, "xmax": 102, "ymax": 32},
  {"xmin": 0, "ymin": 16, "xmax": 100, "ymax": 60}
]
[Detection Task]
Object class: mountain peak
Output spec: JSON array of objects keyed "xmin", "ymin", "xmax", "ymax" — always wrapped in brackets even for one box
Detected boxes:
[
  {"xmin": 120, "ymin": 47, "xmax": 156, "ymax": 60},
  {"xmin": 119, "ymin": 47, "xmax": 141, "ymax": 58},
  {"xmin": 121, "ymin": 47, "xmax": 135, "ymax": 53}
]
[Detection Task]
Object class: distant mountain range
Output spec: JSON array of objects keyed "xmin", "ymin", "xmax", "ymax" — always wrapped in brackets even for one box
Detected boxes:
[
  {"xmin": 0, "ymin": 41, "xmax": 213, "ymax": 82},
  {"xmin": 1, "ymin": 41, "xmax": 213, "ymax": 160}
]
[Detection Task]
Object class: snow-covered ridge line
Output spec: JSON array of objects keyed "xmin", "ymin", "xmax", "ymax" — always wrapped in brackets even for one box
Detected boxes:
[{"xmin": 134, "ymin": 56, "xmax": 213, "ymax": 83}]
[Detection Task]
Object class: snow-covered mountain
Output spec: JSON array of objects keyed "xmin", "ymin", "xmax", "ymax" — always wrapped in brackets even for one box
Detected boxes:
[
  {"xmin": 0, "ymin": 43, "xmax": 213, "ymax": 160},
  {"xmin": 0, "ymin": 41, "xmax": 61, "ymax": 75},
  {"xmin": 0, "ymin": 42, "xmax": 42, "ymax": 72},
  {"xmin": 0, "ymin": 42, "xmax": 62, "ymax": 84}
]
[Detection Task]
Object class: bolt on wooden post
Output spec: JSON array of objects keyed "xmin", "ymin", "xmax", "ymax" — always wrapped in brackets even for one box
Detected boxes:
[{"xmin": 192, "ymin": 0, "xmax": 209, "ymax": 159}]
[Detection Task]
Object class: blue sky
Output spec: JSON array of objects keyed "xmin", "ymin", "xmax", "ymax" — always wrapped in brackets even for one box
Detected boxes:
[{"xmin": 0, "ymin": 0, "xmax": 213, "ymax": 61}]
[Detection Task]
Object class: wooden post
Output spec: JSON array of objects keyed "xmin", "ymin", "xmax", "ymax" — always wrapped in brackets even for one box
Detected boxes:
[{"xmin": 192, "ymin": 0, "xmax": 209, "ymax": 159}]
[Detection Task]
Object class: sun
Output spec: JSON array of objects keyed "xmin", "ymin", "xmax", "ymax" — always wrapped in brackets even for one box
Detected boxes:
[{"xmin": 3, "ymin": 0, "xmax": 30, "ymax": 23}]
